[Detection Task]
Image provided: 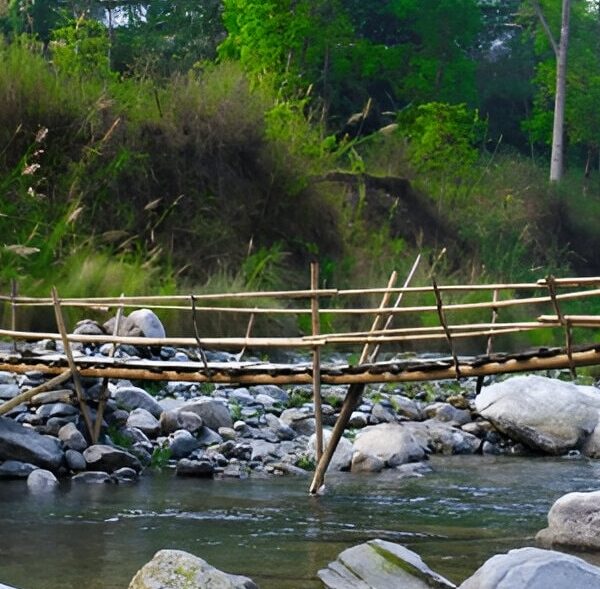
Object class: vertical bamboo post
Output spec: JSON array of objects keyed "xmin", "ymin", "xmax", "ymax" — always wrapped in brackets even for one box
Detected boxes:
[
  {"xmin": 310, "ymin": 262, "xmax": 324, "ymax": 461},
  {"xmin": 93, "ymin": 294, "xmax": 125, "ymax": 443},
  {"xmin": 236, "ymin": 312, "xmax": 256, "ymax": 362},
  {"xmin": 51, "ymin": 287, "xmax": 95, "ymax": 441},
  {"xmin": 486, "ymin": 289, "xmax": 500, "ymax": 356},
  {"xmin": 432, "ymin": 279, "xmax": 461, "ymax": 380},
  {"xmin": 546, "ymin": 275, "xmax": 576, "ymax": 378},
  {"xmin": 10, "ymin": 279, "xmax": 17, "ymax": 352},
  {"xmin": 309, "ymin": 271, "xmax": 398, "ymax": 495}
]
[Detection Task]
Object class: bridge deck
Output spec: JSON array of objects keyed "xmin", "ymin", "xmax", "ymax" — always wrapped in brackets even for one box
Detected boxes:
[{"xmin": 1, "ymin": 343, "xmax": 599, "ymax": 386}]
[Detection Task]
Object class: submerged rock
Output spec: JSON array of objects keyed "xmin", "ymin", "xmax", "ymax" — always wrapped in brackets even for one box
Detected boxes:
[
  {"xmin": 475, "ymin": 375, "xmax": 600, "ymax": 455},
  {"xmin": 128, "ymin": 549, "xmax": 258, "ymax": 589},
  {"xmin": 318, "ymin": 538, "xmax": 456, "ymax": 589},
  {"xmin": 536, "ymin": 490, "xmax": 600, "ymax": 551},
  {"xmin": 27, "ymin": 469, "xmax": 58, "ymax": 492},
  {"xmin": 459, "ymin": 546, "xmax": 600, "ymax": 588}
]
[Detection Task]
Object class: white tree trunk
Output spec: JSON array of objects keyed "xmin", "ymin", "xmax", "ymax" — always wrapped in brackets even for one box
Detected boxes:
[{"xmin": 550, "ymin": 0, "xmax": 570, "ymax": 182}]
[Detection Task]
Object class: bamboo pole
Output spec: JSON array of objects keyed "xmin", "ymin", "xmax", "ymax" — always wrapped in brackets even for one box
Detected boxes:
[
  {"xmin": 93, "ymin": 294, "xmax": 125, "ymax": 443},
  {"xmin": 10, "ymin": 279, "xmax": 17, "ymax": 353},
  {"xmin": 369, "ymin": 254, "xmax": 421, "ymax": 362},
  {"xmin": 486, "ymin": 289, "xmax": 500, "ymax": 356},
  {"xmin": 433, "ymin": 279, "xmax": 461, "ymax": 379},
  {"xmin": 236, "ymin": 313, "xmax": 256, "ymax": 362},
  {"xmin": 191, "ymin": 295, "xmax": 209, "ymax": 371},
  {"xmin": 546, "ymin": 275, "xmax": 576, "ymax": 378},
  {"xmin": 539, "ymin": 315, "xmax": 600, "ymax": 325},
  {"xmin": 0, "ymin": 370, "xmax": 73, "ymax": 416},
  {"xmin": 51, "ymin": 288, "xmax": 95, "ymax": 441},
  {"xmin": 309, "ymin": 271, "xmax": 398, "ymax": 495},
  {"xmin": 310, "ymin": 262, "xmax": 323, "ymax": 461}
]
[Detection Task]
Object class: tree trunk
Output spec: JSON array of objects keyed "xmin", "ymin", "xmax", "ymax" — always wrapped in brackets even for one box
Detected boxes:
[{"xmin": 550, "ymin": 0, "xmax": 570, "ymax": 182}]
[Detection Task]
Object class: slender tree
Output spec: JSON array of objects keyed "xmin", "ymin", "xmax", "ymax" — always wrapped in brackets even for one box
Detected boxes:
[{"xmin": 533, "ymin": 0, "xmax": 571, "ymax": 182}]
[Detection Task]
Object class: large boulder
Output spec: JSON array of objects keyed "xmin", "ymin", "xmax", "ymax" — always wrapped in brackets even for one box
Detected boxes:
[
  {"xmin": 0, "ymin": 417, "xmax": 64, "ymax": 471},
  {"xmin": 353, "ymin": 423, "xmax": 427, "ymax": 467},
  {"xmin": 307, "ymin": 429, "xmax": 353, "ymax": 472},
  {"xmin": 83, "ymin": 444, "xmax": 141, "ymax": 473},
  {"xmin": 114, "ymin": 386, "xmax": 163, "ymax": 418},
  {"xmin": 128, "ymin": 549, "xmax": 257, "ymax": 589},
  {"xmin": 536, "ymin": 490, "xmax": 600, "ymax": 550},
  {"xmin": 474, "ymin": 375, "xmax": 600, "ymax": 454},
  {"xmin": 459, "ymin": 547, "xmax": 600, "ymax": 588},
  {"xmin": 27, "ymin": 469, "xmax": 59, "ymax": 492},
  {"xmin": 319, "ymin": 539, "xmax": 456, "ymax": 589},
  {"xmin": 181, "ymin": 397, "xmax": 233, "ymax": 431},
  {"xmin": 105, "ymin": 309, "xmax": 166, "ymax": 339}
]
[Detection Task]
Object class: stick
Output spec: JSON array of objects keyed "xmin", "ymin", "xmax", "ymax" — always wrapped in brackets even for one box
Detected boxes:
[
  {"xmin": 309, "ymin": 271, "xmax": 398, "ymax": 495},
  {"xmin": 51, "ymin": 287, "xmax": 95, "ymax": 441},
  {"xmin": 10, "ymin": 279, "xmax": 17, "ymax": 353},
  {"xmin": 486, "ymin": 289, "xmax": 500, "ymax": 356},
  {"xmin": 310, "ymin": 262, "xmax": 324, "ymax": 461},
  {"xmin": 236, "ymin": 313, "xmax": 255, "ymax": 362},
  {"xmin": 0, "ymin": 370, "xmax": 72, "ymax": 416},
  {"xmin": 546, "ymin": 275, "xmax": 576, "ymax": 378}
]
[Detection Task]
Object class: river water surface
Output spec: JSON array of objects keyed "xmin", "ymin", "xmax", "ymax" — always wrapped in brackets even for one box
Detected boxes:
[{"xmin": 1, "ymin": 454, "xmax": 600, "ymax": 588}]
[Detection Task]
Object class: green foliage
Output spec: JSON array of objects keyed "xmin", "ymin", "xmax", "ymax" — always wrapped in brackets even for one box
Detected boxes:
[
  {"xmin": 400, "ymin": 102, "xmax": 485, "ymax": 177},
  {"xmin": 150, "ymin": 444, "xmax": 173, "ymax": 470},
  {"xmin": 295, "ymin": 454, "xmax": 316, "ymax": 471},
  {"xmin": 229, "ymin": 400, "xmax": 243, "ymax": 422},
  {"xmin": 51, "ymin": 18, "xmax": 114, "ymax": 80},
  {"xmin": 287, "ymin": 389, "xmax": 311, "ymax": 409},
  {"xmin": 107, "ymin": 425, "xmax": 133, "ymax": 449}
]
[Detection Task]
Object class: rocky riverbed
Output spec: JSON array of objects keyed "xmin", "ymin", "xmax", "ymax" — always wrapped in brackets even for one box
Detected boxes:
[{"xmin": 2, "ymin": 311, "xmax": 600, "ymax": 488}]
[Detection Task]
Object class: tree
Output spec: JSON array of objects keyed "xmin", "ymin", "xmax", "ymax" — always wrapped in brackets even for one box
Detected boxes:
[{"xmin": 531, "ymin": 0, "xmax": 571, "ymax": 182}]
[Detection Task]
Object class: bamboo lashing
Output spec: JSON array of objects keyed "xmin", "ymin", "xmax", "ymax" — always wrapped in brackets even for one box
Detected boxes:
[
  {"xmin": 310, "ymin": 271, "xmax": 399, "ymax": 495},
  {"xmin": 51, "ymin": 287, "xmax": 95, "ymax": 441},
  {"xmin": 310, "ymin": 262, "xmax": 324, "ymax": 462}
]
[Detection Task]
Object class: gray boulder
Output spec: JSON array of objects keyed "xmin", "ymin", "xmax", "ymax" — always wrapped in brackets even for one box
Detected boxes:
[
  {"xmin": 280, "ymin": 407, "xmax": 315, "ymax": 436},
  {"xmin": 65, "ymin": 449, "xmax": 86, "ymax": 471},
  {"xmin": 0, "ymin": 460, "xmax": 38, "ymax": 479},
  {"xmin": 128, "ymin": 549, "xmax": 258, "ymax": 589},
  {"xmin": 308, "ymin": 429, "xmax": 353, "ymax": 471},
  {"xmin": 409, "ymin": 421, "xmax": 480, "ymax": 455},
  {"xmin": 459, "ymin": 547, "xmax": 600, "ymax": 588},
  {"xmin": 319, "ymin": 539, "xmax": 456, "ymax": 589},
  {"xmin": 353, "ymin": 423, "xmax": 426, "ymax": 467},
  {"xmin": 127, "ymin": 408, "xmax": 160, "ymax": 438},
  {"xmin": 27, "ymin": 469, "xmax": 58, "ymax": 492},
  {"xmin": 0, "ymin": 384, "xmax": 19, "ymax": 400},
  {"xmin": 424, "ymin": 402, "xmax": 471, "ymax": 426},
  {"xmin": 105, "ymin": 308, "xmax": 165, "ymax": 338},
  {"xmin": 536, "ymin": 490, "xmax": 600, "ymax": 550},
  {"xmin": 114, "ymin": 386, "xmax": 163, "ymax": 418},
  {"xmin": 83, "ymin": 444, "xmax": 141, "ymax": 472},
  {"xmin": 168, "ymin": 430, "xmax": 200, "ymax": 459},
  {"xmin": 160, "ymin": 409, "xmax": 203, "ymax": 435},
  {"xmin": 176, "ymin": 458, "xmax": 215, "ymax": 477},
  {"xmin": 475, "ymin": 375, "xmax": 600, "ymax": 454},
  {"xmin": 351, "ymin": 451, "xmax": 385, "ymax": 473},
  {"xmin": 0, "ymin": 417, "xmax": 64, "ymax": 471},
  {"xmin": 182, "ymin": 397, "xmax": 233, "ymax": 430},
  {"xmin": 58, "ymin": 422, "xmax": 88, "ymax": 452}
]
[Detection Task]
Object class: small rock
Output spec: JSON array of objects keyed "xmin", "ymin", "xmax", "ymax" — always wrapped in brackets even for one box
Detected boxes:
[
  {"xmin": 58, "ymin": 422, "xmax": 88, "ymax": 452},
  {"xmin": 83, "ymin": 444, "xmax": 141, "ymax": 473},
  {"xmin": 112, "ymin": 467, "xmax": 138, "ymax": 483},
  {"xmin": 348, "ymin": 411, "xmax": 369, "ymax": 428},
  {"xmin": 168, "ymin": 430, "xmax": 200, "ymax": 459},
  {"xmin": 181, "ymin": 397, "xmax": 233, "ymax": 430},
  {"xmin": 30, "ymin": 390, "xmax": 73, "ymax": 405},
  {"xmin": 176, "ymin": 458, "xmax": 214, "ymax": 477},
  {"xmin": 72, "ymin": 471, "xmax": 112, "ymax": 484},
  {"xmin": 65, "ymin": 449, "xmax": 87, "ymax": 471},
  {"xmin": 27, "ymin": 469, "xmax": 59, "ymax": 492},
  {"xmin": 114, "ymin": 386, "xmax": 163, "ymax": 418},
  {"xmin": 351, "ymin": 451, "xmax": 385, "ymax": 473}
]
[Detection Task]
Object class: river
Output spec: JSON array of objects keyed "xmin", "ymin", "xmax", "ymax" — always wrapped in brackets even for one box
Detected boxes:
[{"xmin": 1, "ymin": 454, "xmax": 600, "ymax": 588}]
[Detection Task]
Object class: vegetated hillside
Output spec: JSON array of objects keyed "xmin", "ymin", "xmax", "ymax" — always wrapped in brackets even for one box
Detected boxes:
[{"xmin": 1, "ymin": 40, "xmax": 599, "ymax": 309}]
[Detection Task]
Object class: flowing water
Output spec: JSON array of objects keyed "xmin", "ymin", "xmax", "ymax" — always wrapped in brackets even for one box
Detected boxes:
[{"xmin": 1, "ymin": 454, "xmax": 600, "ymax": 589}]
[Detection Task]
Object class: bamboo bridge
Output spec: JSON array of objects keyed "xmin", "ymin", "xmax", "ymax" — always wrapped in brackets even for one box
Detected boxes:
[{"xmin": 1, "ymin": 259, "xmax": 600, "ymax": 493}]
